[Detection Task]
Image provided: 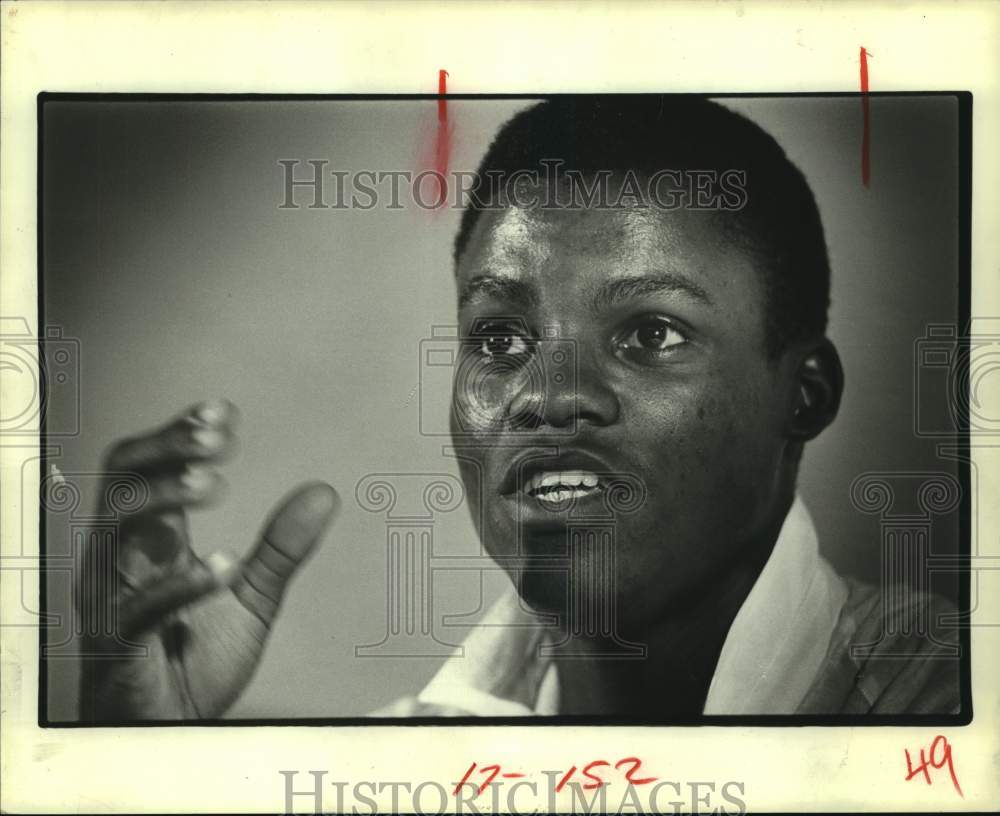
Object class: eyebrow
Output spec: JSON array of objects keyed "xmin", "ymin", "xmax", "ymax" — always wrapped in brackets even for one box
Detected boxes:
[
  {"xmin": 590, "ymin": 273, "xmax": 713, "ymax": 312},
  {"xmin": 457, "ymin": 271, "xmax": 713, "ymax": 312},
  {"xmin": 458, "ymin": 275, "xmax": 538, "ymax": 309}
]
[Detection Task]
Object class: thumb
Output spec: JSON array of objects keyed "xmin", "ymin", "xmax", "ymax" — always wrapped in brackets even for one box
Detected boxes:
[{"xmin": 233, "ymin": 481, "xmax": 341, "ymax": 625}]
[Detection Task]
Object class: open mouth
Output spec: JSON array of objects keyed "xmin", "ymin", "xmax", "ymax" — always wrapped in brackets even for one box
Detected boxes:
[
  {"xmin": 498, "ymin": 448, "xmax": 615, "ymax": 509},
  {"xmin": 521, "ymin": 470, "xmax": 606, "ymax": 504}
]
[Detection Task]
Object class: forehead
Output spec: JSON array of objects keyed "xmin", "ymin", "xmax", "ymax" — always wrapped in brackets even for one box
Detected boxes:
[{"xmin": 456, "ymin": 201, "xmax": 766, "ymax": 315}]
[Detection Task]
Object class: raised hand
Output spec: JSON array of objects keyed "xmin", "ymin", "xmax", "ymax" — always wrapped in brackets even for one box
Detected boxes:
[{"xmin": 77, "ymin": 400, "xmax": 340, "ymax": 721}]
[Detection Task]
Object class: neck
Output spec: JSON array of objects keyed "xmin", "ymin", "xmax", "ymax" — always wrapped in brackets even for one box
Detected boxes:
[{"xmin": 552, "ymin": 503, "xmax": 791, "ymax": 716}]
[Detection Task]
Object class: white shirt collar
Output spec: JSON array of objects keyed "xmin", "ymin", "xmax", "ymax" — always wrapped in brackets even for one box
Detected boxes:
[{"xmin": 418, "ymin": 496, "xmax": 847, "ymax": 715}]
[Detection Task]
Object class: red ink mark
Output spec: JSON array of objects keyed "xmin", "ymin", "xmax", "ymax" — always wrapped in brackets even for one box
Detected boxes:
[
  {"xmin": 581, "ymin": 760, "xmax": 611, "ymax": 790},
  {"xmin": 453, "ymin": 763, "xmax": 522, "ymax": 797},
  {"xmin": 860, "ymin": 47, "xmax": 872, "ymax": 188},
  {"xmin": 456, "ymin": 756, "xmax": 656, "ymax": 799},
  {"xmin": 555, "ymin": 766, "xmax": 577, "ymax": 793},
  {"xmin": 614, "ymin": 757, "xmax": 658, "ymax": 785},
  {"xmin": 454, "ymin": 762, "xmax": 477, "ymax": 795},
  {"xmin": 438, "ymin": 69, "xmax": 448, "ymax": 123},
  {"xmin": 904, "ymin": 735, "xmax": 963, "ymax": 798},
  {"xmin": 476, "ymin": 764, "xmax": 502, "ymax": 795},
  {"xmin": 434, "ymin": 68, "xmax": 451, "ymax": 208}
]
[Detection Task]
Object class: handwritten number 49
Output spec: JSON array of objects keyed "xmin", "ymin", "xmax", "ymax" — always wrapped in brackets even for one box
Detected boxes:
[{"xmin": 904, "ymin": 735, "xmax": 963, "ymax": 798}]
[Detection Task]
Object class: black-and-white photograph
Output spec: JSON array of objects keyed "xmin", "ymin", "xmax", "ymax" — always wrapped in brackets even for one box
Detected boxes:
[{"xmin": 37, "ymin": 92, "xmax": 969, "ymax": 725}]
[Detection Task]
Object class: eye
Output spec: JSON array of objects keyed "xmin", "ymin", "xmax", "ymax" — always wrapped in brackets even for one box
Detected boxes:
[
  {"xmin": 480, "ymin": 333, "xmax": 531, "ymax": 358},
  {"xmin": 617, "ymin": 315, "xmax": 687, "ymax": 354},
  {"xmin": 468, "ymin": 320, "xmax": 535, "ymax": 361}
]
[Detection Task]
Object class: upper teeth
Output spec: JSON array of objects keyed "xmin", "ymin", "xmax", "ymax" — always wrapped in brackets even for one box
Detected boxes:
[{"xmin": 523, "ymin": 470, "xmax": 601, "ymax": 494}]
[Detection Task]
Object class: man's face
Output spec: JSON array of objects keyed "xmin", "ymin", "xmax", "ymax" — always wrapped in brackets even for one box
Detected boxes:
[{"xmin": 451, "ymin": 192, "xmax": 798, "ymax": 627}]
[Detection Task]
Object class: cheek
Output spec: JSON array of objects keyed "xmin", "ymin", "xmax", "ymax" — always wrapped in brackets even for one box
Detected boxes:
[
  {"xmin": 626, "ymin": 376, "xmax": 779, "ymax": 506},
  {"xmin": 627, "ymin": 383, "xmax": 734, "ymax": 458},
  {"xmin": 450, "ymin": 356, "xmax": 537, "ymax": 439},
  {"xmin": 610, "ymin": 383, "xmax": 783, "ymax": 609},
  {"xmin": 454, "ymin": 453, "xmax": 514, "ymax": 555}
]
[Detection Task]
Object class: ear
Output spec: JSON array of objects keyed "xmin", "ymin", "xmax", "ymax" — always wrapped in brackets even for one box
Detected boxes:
[{"xmin": 787, "ymin": 337, "xmax": 844, "ymax": 441}]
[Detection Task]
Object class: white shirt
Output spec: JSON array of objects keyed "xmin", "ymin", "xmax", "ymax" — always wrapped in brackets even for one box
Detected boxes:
[{"xmin": 417, "ymin": 497, "xmax": 849, "ymax": 715}]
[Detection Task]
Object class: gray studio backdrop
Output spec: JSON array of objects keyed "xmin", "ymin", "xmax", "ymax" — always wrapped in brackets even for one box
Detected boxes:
[{"xmin": 42, "ymin": 95, "xmax": 961, "ymax": 720}]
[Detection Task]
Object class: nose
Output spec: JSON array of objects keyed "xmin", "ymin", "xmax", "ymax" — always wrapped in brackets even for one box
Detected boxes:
[{"xmin": 507, "ymin": 341, "xmax": 620, "ymax": 432}]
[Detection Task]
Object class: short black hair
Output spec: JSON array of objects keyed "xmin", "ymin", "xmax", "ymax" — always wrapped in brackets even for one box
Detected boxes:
[{"xmin": 453, "ymin": 96, "xmax": 831, "ymax": 356}]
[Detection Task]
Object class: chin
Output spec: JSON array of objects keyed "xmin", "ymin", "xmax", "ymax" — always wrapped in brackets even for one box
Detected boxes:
[{"xmin": 514, "ymin": 569, "xmax": 569, "ymax": 616}]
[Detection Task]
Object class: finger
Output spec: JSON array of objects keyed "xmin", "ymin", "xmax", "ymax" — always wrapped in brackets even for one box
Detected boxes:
[
  {"xmin": 109, "ymin": 466, "xmax": 224, "ymax": 591},
  {"xmin": 117, "ymin": 554, "xmax": 233, "ymax": 637},
  {"xmin": 76, "ymin": 512, "xmax": 192, "ymax": 618},
  {"xmin": 114, "ymin": 465, "xmax": 227, "ymax": 520},
  {"xmin": 103, "ymin": 399, "xmax": 239, "ymax": 475},
  {"xmin": 117, "ymin": 511, "xmax": 191, "ymax": 586},
  {"xmin": 233, "ymin": 482, "xmax": 341, "ymax": 626}
]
